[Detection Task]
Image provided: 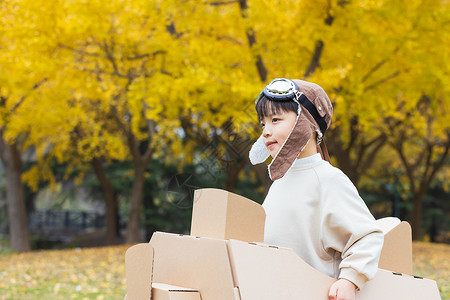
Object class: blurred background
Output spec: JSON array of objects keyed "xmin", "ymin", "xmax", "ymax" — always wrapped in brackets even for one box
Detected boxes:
[{"xmin": 0, "ymin": 0, "xmax": 449, "ymax": 253}]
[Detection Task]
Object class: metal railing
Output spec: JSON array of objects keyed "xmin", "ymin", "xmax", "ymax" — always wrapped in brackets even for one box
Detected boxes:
[{"xmin": 28, "ymin": 210, "xmax": 105, "ymax": 229}]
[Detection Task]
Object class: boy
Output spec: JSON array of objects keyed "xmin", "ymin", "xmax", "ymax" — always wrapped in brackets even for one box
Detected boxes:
[{"xmin": 249, "ymin": 79, "xmax": 383, "ymax": 300}]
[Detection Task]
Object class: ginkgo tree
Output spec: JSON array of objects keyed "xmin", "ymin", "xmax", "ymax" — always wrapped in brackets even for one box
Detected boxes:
[
  {"xmin": 1, "ymin": 0, "xmax": 449, "ymax": 250},
  {"xmin": 41, "ymin": 0, "xmax": 262, "ymax": 243},
  {"xmin": 236, "ymin": 0, "xmax": 450, "ymax": 238},
  {"xmin": 0, "ymin": 0, "xmax": 65, "ymax": 252}
]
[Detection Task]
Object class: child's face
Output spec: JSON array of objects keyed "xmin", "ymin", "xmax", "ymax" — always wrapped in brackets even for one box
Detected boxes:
[{"xmin": 260, "ymin": 110, "xmax": 297, "ymax": 158}]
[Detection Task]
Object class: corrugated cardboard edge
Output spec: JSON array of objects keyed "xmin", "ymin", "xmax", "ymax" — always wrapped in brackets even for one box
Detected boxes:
[
  {"xmin": 377, "ymin": 219, "xmax": 413, "ymax": 274},
  {"xmin": 125, "ymin": 243, "xmax": 154, "ymax": 300},
  {"xmin": 152, "ymin": 283, "xmax": 201, "ymax": 300}
]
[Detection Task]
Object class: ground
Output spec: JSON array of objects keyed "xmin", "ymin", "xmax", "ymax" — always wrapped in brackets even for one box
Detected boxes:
[{"xmin": 0, "ymin": 241, "xmax": 448, "ymax": 299}]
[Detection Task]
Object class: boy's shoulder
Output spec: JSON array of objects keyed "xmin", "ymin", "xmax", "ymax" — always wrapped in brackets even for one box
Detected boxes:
[
  {"xmin": 312, "ymin": 159, "xmax": 344, "ymax": 175},
  {"xmin": 313, "ymin": 160, "xmax": 353, "ymax": 186}
]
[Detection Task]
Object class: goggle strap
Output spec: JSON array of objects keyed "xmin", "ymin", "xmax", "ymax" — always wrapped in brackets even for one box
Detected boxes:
[{"xmin": 298, "ymin": 94, "xmax": 327, "ymax": 135}]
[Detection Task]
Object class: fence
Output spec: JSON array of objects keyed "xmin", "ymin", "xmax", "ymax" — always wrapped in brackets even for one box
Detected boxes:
[
  {"xmin": 29, "ymin": 210, "xmax": 105, "ymax": 229},
  {"xmin": 28, "ymin": 210, "xmax": 108, "ymax": 242}
]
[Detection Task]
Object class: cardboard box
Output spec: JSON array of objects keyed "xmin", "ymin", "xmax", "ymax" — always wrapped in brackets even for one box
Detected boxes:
[
  {"xmin": 125, "ymin": 188, "xmax": 441, "ymax": 299},
  {"xmin": 190, "ymin": 188, "xmax": 265, "ymax": 243},
  {"xmin": 149, "ymin": 232, "xmax": 441, "ymax": 300},
  {"xmin": 376, "ymin": 217, "xmax": 413, "ymax": 274},
  {"xmin": 152, "ymin": 283, "xmax": 201, "ymax": 300}
]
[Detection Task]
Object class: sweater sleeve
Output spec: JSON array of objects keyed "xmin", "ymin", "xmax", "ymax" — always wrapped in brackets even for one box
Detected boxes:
[{"xmin": 319, "ymin": 169, "xmax": 384, "ymax": 289}]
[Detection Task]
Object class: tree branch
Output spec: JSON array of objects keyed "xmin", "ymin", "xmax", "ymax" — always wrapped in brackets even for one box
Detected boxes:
[
  {"xmin": 364, "ymin": 71, "xmax": 401, "ymax": 91},
  {"xmin": 238, "ymin": 0, "xmax": 267, "ymax": 82},
  {"xmin": 358, "ymin": 134, "xmax": 387, "ymax": 175},
  {"xmin": 362, "ymin": 59, "xmax": 388, "ymax": 83},
  {"xmin": 346, "ymin": 117, "xmax": 359, "ymax": 152},
  {"xmin": 354, "ymin": 133, "xmax": 386, "ymax": 172},
  {"xmin": 304, "ymin": 0, "xmax": 346, "ymax": 77},
  {"xmin": 142, "ymin": 101, "xmax": 155, "ymax": 164},
  {"xmin": 100, "ymin": 38, "xmax": 131, "ymax": 79},
  {"xmin": 209, "ymin": 0, "xmax": 239, "ymax": 5},
  {"xmin": 11, "ymin": 78, "xmax": 49, "ymax": 114},
  {"xmin": 304, "ymin": 40, "xmax": 324, "ymax": 78},
  {"xmin": 361, "ymin": 45, "xmax": 401, "ymax": 83},
  {"xmin": 424, "ymin": 134, "xmax": 450, "ymax": 190},
  {"xmin": 393, "ymin": 132, "xmax": 416, "ymax": 195},
  {"xmin": 58, "ymin": 44, "xmax": 103, "ymax": 58}
]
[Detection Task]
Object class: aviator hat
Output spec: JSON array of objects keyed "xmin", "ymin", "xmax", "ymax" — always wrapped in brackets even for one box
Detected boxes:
[{"xmin": 249, "ymin": 79, "xmax": 333, "ymax": 180}]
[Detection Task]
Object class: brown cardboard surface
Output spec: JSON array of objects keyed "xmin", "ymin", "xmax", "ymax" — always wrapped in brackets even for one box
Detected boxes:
[
  {"xmin": 125, "ymin": 243, "xmax": 154, "ymax": 300},
  {"xmin": 152, "ymin": 283, "xmax": 201, "ymax": 300},
  {"xmin": 142, "ymin": 231, "xmax": 440, "ymax": 300},
  {"xmin": 227, "ymin": 239, "xmax": 335, "ymax": 299},
  {"xmin": 149, "ymin": 232, "xmax": 236, "ymax": 300},
  {"xmin": 376, "ymin": 218, "xmax": 413, "ymax": 274},
  {"xmin": 126, "ymin": 190, "xmax": 436, "ymax": 299},
  {"xmin": 190, "ymin": 188, "xmax": 265, "ymax": 242},
  {"xmin": 227, "ymin": 238, "xmax": 440, "ymax": 300},
  {"xmin": 357, "ymin": 270, "xmax": 441, "ymax": 299}
]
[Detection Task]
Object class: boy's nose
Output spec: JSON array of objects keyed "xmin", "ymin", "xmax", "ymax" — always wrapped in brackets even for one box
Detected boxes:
[{"xmin": 263, "ymin": 126, "xmax": 272, "ymax": 137}]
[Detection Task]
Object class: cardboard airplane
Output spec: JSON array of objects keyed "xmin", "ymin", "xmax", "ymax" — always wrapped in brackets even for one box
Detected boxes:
[{"xmin": 124, "ymin": 188, "xmax": 441, "ymax": 300}]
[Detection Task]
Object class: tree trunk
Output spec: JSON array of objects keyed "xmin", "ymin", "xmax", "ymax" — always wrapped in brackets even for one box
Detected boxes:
[
  {"xmin": 325, "ymin": 129, "xmax": 360, "ymax": 186},
  {"xmin": 0, "ymin": 136, "xmax": 30, "ymax": 252},
  {"xmin": 91, "ymin": 157, "xmax": 119, "ymax": 245},
  {"xmin": 224, "ymin": 157, "xmax": 246, "ymax": 192},
  {"xmin": 110, "ymin": 101, "xmax": 153, "ymax": 244},
  {"xmin": 411, "ymin": 193, "xmax": 424, "ymax": 240},
  {"xmin": 126, "ymin": 163, "xmax": 145, "ymax": 243},
  {"xmin": 410, "ymin": 181, "xmax": 430, "ymax": 241}
]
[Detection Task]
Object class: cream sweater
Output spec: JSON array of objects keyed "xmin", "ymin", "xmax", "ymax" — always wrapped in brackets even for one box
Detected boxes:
[{"xmin": 262, "ymin": 154, "xmax": 383, "ymax": 289}]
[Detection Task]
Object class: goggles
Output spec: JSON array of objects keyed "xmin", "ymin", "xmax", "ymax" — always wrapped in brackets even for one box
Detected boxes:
[
  {"xmin": 255, "ymin": 78, "xmax": 328, "ymax": 135},
  {"xmin": 258, "ymin": 78, "xmax": 300, "ymax": 102}
]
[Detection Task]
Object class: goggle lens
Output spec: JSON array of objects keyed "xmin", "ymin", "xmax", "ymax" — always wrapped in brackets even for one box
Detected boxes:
[
  {"xmin": 255, "ymin": 78, "xmax": 299, "ymax": 104},
  {"xmin": 266, "ymin": 79, "xmax": 294, "ymax": 95}
]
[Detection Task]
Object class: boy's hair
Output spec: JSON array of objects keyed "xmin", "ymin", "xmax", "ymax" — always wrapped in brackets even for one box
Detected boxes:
[{"xmin": 255, "ymin": 95, "xmax": 298, "ymax": 122}]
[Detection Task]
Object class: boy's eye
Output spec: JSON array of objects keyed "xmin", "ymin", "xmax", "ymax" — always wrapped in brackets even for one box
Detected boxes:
[
  {"xmin": 272, "ymin": 118, "xmax": 280, "ymax": 122},
  {"xmin": 260, "ymin": 122, "xmax": 265, "ymax": 128}
]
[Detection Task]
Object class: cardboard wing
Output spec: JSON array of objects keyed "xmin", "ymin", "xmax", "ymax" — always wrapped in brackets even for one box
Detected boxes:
[
  {"xmin": 376, "ymin": 217, "xmax": 413, "ymax": 274},
  {"xmin": 150, "ymin": 232, "xmax": 239, "ymax": 300},
  {"xmin": 227, "ymin": 239, "xmax": 334, "ymax": 299},
  {"xmin": 125, "ymin": 243, "xmax": 154, "ymax": 300},
  {"xmin": 190, "ymin": 188, "xmax": 265, "ymax": 243},
  {"xmin": 228, "ymin": 239, "xmax": 441, "ymax": 300},
  {"xmin": 148, "ymin": 232, "xmax": 441, "ymax": 300}
]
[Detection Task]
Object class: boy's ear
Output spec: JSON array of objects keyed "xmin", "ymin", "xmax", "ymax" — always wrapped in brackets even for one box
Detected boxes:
[{"xmin": 249, "ymin": 135, "xmax": 270, "ymax": 165}]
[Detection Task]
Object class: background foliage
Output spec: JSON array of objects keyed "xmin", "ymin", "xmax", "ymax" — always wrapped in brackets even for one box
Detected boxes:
[{"xmin": 0, "ymin": 0, "xmax": 448, "ymax": 252}]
